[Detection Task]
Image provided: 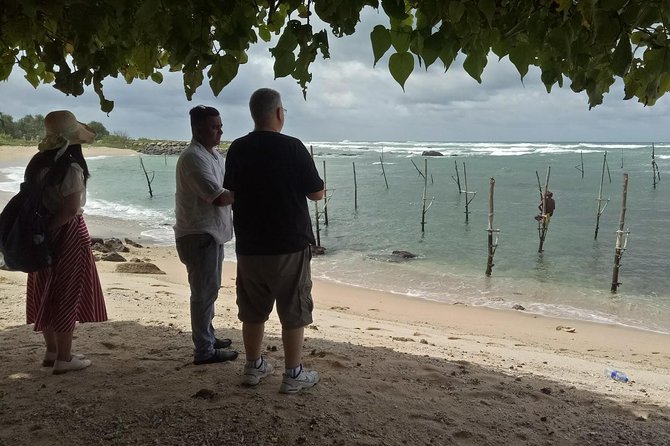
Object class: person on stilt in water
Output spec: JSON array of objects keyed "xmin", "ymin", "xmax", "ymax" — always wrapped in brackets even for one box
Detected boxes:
[{"xmin": 534, "ymin": 191, "xmax": 555, "ymax": 225}]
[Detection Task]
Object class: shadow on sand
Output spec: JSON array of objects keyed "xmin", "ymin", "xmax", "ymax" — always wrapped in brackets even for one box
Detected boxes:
[{"xmin": 0, "ymin": 320, "xmax": 669, "ymax": 446}]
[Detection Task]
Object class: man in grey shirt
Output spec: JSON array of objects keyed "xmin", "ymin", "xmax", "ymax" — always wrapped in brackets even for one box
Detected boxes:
[{"xmin": 174, "ymin": 105, "xmax": 237, "ymax": 364}]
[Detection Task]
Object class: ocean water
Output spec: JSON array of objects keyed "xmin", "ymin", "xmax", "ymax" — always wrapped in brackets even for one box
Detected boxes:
[{"xmin": 1, "ymin": 142, "xmax": 669, "ymax": 333}]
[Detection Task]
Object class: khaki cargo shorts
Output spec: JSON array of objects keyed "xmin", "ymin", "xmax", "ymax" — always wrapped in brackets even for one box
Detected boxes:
[{"xmin": 236, "ymin": 246, "xmax": 313, "ymax": 329}]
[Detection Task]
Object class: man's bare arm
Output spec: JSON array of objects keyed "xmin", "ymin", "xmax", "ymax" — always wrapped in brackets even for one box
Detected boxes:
[{"xmin": 307, "ymin": 189, "xmax": 324, "ymax": 201}]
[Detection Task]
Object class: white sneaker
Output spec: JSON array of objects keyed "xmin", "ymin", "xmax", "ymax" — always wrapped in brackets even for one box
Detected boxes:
[
  {"xmin": 242, "ymin": 358, "xmax": 274, "ymax": 386},
  {"xmin": 43, "ymin": 352, "xmax": 86, "ymax": 367},
  {"xmin": 53, "ymin": 356, "xmax": 92, "ymax": 375},
  {"xmin": 279, "ymin": 366, "xmax": 320, "ymax": 394}
]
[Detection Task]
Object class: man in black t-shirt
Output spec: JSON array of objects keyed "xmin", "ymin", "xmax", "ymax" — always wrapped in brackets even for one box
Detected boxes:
[{"xmin": 224, "ymin": 88, "xmax": 324, "ymax": 394}]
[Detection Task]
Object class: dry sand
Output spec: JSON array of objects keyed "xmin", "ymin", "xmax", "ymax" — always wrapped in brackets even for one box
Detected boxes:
[{"xmin": 0, "ymin": 145, "xmax": 669, "ymax": 445}]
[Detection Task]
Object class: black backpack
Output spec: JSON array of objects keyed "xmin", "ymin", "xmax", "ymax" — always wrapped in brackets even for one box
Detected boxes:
[{"xmin": 0, "ymin": 180, "xmax": 54, "ymax": 273}]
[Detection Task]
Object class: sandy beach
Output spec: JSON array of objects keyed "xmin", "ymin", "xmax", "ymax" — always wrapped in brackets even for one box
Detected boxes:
[{"xmin": 1, "ymin": 145, "xmax": 669, "ymax": 445}]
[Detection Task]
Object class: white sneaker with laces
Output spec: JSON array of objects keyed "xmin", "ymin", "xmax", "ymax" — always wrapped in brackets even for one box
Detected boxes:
[
  {"xmin": 279, "ymin": 366, "xmax": 320, "ymax": 394},
  {"xmin": 53, "ymin": 356, "xmax": 92, "ymax": 375},
  {"xmin": 242, "ymin": 358, "xmax": 274, "ymax": 386}
]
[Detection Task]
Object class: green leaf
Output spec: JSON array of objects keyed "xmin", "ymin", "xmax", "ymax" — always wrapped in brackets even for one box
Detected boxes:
[
  {"xmin": 554, "ymin": 0, "xmax": 572, "ymax": 12},
  {"xmin": 132, "ymin": 46, "xmax": 156, "ymax": 76},
  {"xmin": 25, "ymin": 71, "xmax": 40, "ymax": 88},
  {"xmin": 601, "ymin": 0, "xmax": 628, "ymax": 11},
  {"xmin": 100, "ymin": 98, "xmax": 114, "ymax": 114},
  {"xmin": 422, "ymin": 33, "xmax": 443, "ymax": 69},
  {"xmin": 183, "ymin": 69, "xmax": 204, "ymax": 101},
  {"xmin": 593, "ymin": 10, "xmax": 620, "ymax": 45},
  {"xmin": 388, "ymin": 51, "xmax": 414, "ymax": 91},
  {"xmin": 274, "ymin": 26, "xmax": 298, "ymax": 54},
  {"xmin": 509, "ymin": 44, "xmax": 531, "ymax": 79},
  {"xmin": 390, "ymin": 28, "xmax": 411, "ymax": 53},
  {"xmin": 258, "ymin": 25, "xmax": 272, "ymax": 42},
  {"xmin": 273, "ymin": 53, "xmax": 296, "ymax": 78},
  {"xmin": 477, "ymin": 0, "xmax": 496, "ymax": 26},
  {"xmin": 540, "ymin": 65, "xmax": 561, "ymax": 93},
  {"xmin": 150, "ymin": 72, "xmax": 164, "ymax": 84},
  {"xmin": 611, "ymin": 36, "xmax": 632, "ymax": 77},
  {"xmin": 382, "ymin": 0, "xmax": 408, "ymax": 20},
  {"xmin": 209, "ymin": 54, "xmax": 239, "ymax": 96},
  {"xmin": 370, "ymin": 25, "xmax": 392, "ymax": 66},
  {"xmin": 463, "ymin": 51, "xmax": 487, "ymax": 83},
  {"xmin": 448, "ymin": 1, "xmax": 466, "ymax": 23}
]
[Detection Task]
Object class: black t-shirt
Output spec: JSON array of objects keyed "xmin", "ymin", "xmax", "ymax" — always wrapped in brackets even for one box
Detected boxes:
[{"xmin": 223, "ymin": 131, "xmax": 324, "ymax": 255}]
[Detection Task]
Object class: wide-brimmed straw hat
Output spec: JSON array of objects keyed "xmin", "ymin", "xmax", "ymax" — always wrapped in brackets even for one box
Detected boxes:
[{"xmin": 37, "ymin": 110, "xmax": 96, "ymax": 152}]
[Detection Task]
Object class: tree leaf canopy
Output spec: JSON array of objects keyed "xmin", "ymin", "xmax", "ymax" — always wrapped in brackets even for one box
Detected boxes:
[{"xmin": 1, "ymin": 0, "xmax": 669, "ymax": 111}]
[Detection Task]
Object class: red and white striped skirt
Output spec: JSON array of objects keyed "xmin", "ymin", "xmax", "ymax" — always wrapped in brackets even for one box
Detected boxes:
[{"xmin": 26, "ymin": 214, "xmax": 107, "ymax": 333}]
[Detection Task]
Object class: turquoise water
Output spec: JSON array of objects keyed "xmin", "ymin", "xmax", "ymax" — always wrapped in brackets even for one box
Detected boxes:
[{"xmin": 2, "ymin": 141, "xmax": 669, "ymax": 332}]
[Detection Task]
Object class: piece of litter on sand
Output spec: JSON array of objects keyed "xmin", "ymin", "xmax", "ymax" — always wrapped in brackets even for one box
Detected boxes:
[{"xmin": 556, "ymin": 325, "xmax": 576, "ymax": 333}]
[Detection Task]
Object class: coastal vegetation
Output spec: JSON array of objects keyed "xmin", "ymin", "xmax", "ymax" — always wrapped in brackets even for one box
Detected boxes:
[
  {"xmin": 0, "ymin": 112, "xmax": 230, "ymax": 154},
  {"xmin": 1, "ymin": 1, "xmax": 668, "ymax": 112}
]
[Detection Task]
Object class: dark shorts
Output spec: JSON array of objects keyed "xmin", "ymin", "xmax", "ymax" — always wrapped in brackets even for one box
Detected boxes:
[{"xmin": 236, "ymin": 246, "xmax": 313, "ymax": 329}]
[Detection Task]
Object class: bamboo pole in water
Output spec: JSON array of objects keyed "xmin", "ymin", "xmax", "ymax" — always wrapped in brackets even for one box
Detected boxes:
[
  {"xmin": 575, "ymin": 151, "xmax": 584, "ymax": 178},
  {"xmin": 411, "ymin": 159, "xmax": 425, "ymax": 178},
  {"xmin": 485, "ymin": 177, "xmax": 499, "ymax": 276},
  {"xmin": 461, "ymin": 162, "xmax": 477, "ymax": 222},
  {"xmin": 322, "ymin": 160, "xmax": 329, "ymax": 226},
  {"xmin": 352, "ymin": 162, "xmax": 358, "ymax": 210},
  {"xmin": 611, "ymin": 173, "xmax": 630, "ymax": 292},
  {"xmin": 139, "ymin": 156, "xmax": 155, "ymax": 198},
  {"xmin": 652, "ymin": 143, "xmax": 661, "ymax": 188},
  {"xmin": 451, "ymin": 160, "xmax": 462, "ymax": 194},
  {"xmin": 536, "ymin": 167, "xmax": 551, "ymax": 253},
  {"xmin": 421, "ymin": 159, "xmax": 428, "ymax": 232},
  {"xmin": 310, "ymin": 145, "xmax": 321, "ymax": 246},
  {"xmin": 594, "ymin": 152, "xmax": 610, "ymax": 239},
  {"xmin": 420, "ymin": 158, "xmax": 434, "ymax": 233},
  {"xmin": 379, "ymin": 148, "xmax": 389, "ymax": 189}
]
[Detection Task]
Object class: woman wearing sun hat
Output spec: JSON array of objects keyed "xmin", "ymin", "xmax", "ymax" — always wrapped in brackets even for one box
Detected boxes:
[{"xmin": 23, "ymin": 110, "xmax": 107, "ymax": 374}]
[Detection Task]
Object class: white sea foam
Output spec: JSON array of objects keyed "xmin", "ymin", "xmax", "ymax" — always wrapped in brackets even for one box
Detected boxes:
[
  {"xmin": 0, "ymin": 166, "xmax": 24, "ymax": 193},
  {"xmin": 85, "ymin": 198, "xmax": 173, "ymax": 222}
]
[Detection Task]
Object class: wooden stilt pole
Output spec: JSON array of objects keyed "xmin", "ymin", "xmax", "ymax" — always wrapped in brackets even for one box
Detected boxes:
[
  {"xmin": 462, "ymin": 162, "xmax": 476, "ymax": 222},
  {"xmin": 139, "ymin": 156, "xmax": 155, "ymax": 198},
  {"xmin": 310, "ymin": 145, "xmax": 321, "ymax": 246},
  {"xmin": 352, "ymin": 162, "xmax": 358, "ymax": 210},
  {"xmin": 594, "ymin": 152, "xmax": 610, "ymax": 240},
  {"xmin": 420, "ymin": 158, "xmax": 434, "ymax": 233},
  {"xmin": 485, "ymin": 177, "xmax": 499, "ymax": 276},
  {"xmin": 411, "ymin": 159, "xmax": 425, "ymax": 178},
  {"xmin": 379, "ymin": 148, "xmax": 389, "ymax": 189},
  {"xmin": 322, "ymin": 160, "xmax": 329, "ymax": 226},
  {"xmin": 652, "ymin": 143, "xmax": 661, "ymax": 188},
  {"xmin": 575, "ymin": 151, "xmax": 584, "ymax": 178},
  {"xmin": 314, "ymin": 200, "xmax": 321, "ymax": 247},
  {"xmin": 536, "ymin": 167, "xmax": 551, "ymax": 253},
  {"xmin": 451, "ymin": 160, "xmax": 462, "ymax": 194},
  {"xmin": 611, "ymin": 173, "xmax": 630, "ymax": 292}
]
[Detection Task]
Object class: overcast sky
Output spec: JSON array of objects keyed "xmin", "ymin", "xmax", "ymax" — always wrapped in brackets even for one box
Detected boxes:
[{"xmin": 1, "ymin": 9, "xmax": 669, "ymax": 143}]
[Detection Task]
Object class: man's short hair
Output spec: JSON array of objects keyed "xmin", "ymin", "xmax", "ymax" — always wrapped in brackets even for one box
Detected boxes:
[
  {"xmin": 249, "ymin": 88, "xmax": 281, "ymax": 123},
  {"xmin": 189, "ymin": 105, "xmax": 220, "ymax": 129}
]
